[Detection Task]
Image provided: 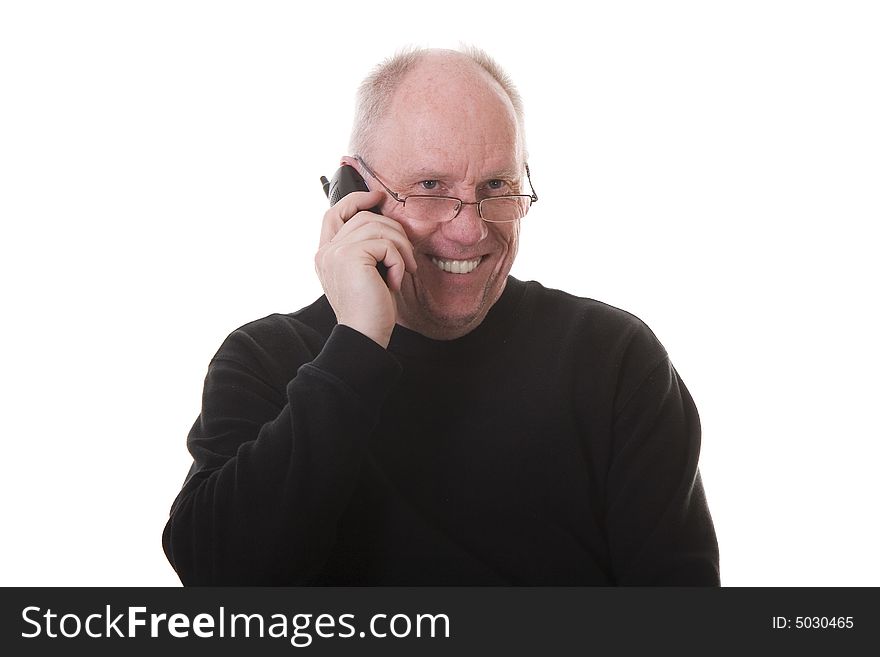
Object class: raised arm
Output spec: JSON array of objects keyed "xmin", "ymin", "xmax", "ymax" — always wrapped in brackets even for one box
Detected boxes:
[
  {"xmin": 162, "ymin": 322, "xmax": 401, "ymax": 585},
  {"xmin": 164, "ymin": 181, "xmax": 419, "ymax": 584}
]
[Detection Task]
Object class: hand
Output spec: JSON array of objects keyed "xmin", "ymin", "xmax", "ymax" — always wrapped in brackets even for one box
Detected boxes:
[{"xmin": 315, "ymin": 190, "xmax": 418, "ymax": 348}]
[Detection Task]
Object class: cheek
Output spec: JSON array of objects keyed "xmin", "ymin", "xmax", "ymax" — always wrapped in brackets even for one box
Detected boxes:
[
  {"xmin": 394, "ymin": 215, "xmax": 438, "ymax": 246},
  {"xmin": 495, "ymin": 223, "xmax": 519, "ymax": 256}
]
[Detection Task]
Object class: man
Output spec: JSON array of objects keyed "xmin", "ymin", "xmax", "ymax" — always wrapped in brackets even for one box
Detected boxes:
[{"xmin": 163, "ymin": 46, "xmax": 720, "ymax": 585}]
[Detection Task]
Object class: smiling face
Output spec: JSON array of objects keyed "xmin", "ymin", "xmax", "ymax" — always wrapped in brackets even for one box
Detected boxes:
[{"xmin": 351, "ymin": 53, "xmax": 525, "ymax": 340}]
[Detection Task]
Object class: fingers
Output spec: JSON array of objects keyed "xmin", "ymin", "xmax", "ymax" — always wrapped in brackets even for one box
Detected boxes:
[
  {"xmin": 313, "ymin": 189, "xmax": 417, "ymax": 344},
  {"xmin": 333, "ymin": 238, "xmax": 410, "ymax": 291},
  {"xmin": 319, "ymin": 190, "xmax": 385, "ymax": 247},
  {"xmin": 316, "ymin": 226, "xmax": 416, "ymax": 295},
  {"xmin": 333, "ymin": 217, "xmax": 419, "ymax": 274}
]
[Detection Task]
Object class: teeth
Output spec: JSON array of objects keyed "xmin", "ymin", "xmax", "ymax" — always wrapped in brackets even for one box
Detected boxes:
[{"xmin": 431, "ymin": 256, "xmax": 482, "ymax": 274}]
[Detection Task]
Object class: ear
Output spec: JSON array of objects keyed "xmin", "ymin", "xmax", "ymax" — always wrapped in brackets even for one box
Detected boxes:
[{"xmin": 340, "ymin": 155, "xmax": 359, "ymax": 168}]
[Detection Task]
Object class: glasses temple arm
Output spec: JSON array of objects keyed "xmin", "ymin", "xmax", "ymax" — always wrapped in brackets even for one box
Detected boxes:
[{"xmin": 525, "ymin": 164, "xmax": 538, "ymax": 203}]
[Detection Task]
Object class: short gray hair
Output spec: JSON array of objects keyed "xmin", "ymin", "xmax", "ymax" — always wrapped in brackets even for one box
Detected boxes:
[{"xmin": 348, "ymin": 45, "xmax": 528, "ymax": 162}]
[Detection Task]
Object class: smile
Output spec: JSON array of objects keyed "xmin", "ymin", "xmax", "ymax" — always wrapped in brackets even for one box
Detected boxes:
[{"xmin": 430, "ymin": 256, "xmax": 482, "ymax": 274}]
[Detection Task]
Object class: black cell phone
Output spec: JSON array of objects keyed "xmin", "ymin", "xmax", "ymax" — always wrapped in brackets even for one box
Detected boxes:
[
  {"xmin": 321, "ymin": 164, "xmax": 373, "ymax": 208},
  {"xmin": 320, "ymin": 164, "xmax": 388, "ymax": 278}
]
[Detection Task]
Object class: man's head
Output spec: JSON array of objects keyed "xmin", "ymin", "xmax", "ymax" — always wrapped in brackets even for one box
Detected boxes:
[{"xmin": 344, "ymin": 47, "xmax": 531, "ymax": 340}]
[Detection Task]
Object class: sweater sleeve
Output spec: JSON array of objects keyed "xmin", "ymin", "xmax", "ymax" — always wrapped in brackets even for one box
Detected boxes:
[
  {"xmin": 162, "ymin": 322, "xmax": 401, "ymax": 585},
  {"xmin": 605, "ymin": 331, "xmax": 720, "ymax": 586}
]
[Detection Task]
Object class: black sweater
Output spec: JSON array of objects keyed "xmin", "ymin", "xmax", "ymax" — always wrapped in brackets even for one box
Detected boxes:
[{"xmin": 163, "ymin": 277, "xmax": 720, "ymax": 585}]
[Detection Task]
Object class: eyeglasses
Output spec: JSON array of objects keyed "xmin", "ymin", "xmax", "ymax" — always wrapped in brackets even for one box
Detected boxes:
[{"xmin": 354, "ymin": 155, "xmax": 538, "ymax": 224}]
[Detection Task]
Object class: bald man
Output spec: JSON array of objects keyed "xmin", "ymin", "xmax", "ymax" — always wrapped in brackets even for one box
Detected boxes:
[{"xmin": 163, "ymin": 47, "xmax": 720, "ymax": 586}]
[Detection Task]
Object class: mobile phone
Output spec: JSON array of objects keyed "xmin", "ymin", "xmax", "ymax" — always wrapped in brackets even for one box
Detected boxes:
[
  {"xmin": 321, "ymin": 164, "xmax": 374, "ymax": 208},
  {"xmin": 320, "ymin": 164, "xmax": 387, "ymax": 279}
]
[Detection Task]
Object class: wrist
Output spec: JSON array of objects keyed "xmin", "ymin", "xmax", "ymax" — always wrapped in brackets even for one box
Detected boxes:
[
  {"xmin": 338, "ymin": 321, "xmax": 393, "ymax": 349},
  {"xmin": 307, "ymin": 324, "xmax": 402, "ymax": 409}
]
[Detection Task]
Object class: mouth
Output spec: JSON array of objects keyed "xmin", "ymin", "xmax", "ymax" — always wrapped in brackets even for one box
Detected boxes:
[{"xmin": 430, "ymin": 256, "xmax": 483, "ymax": 274}]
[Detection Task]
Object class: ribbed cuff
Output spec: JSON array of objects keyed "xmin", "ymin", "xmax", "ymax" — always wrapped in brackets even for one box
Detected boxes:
[{"xmin": 306, "ymin": 324, "xmax": 402, "ymax": 409}]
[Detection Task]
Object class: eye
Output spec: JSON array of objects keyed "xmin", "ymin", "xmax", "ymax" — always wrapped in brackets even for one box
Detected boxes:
[
  {"xmin": 420, "ymin": 180, "xmax": 439, "ymax": 190},
  {"xmin": 482, "ymin": 179, "xmax": 511, "ymax": 196}
]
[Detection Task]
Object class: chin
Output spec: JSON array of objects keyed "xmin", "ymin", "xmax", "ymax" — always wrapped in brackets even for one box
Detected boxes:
[
  {"xmin": 430, "ymin": 306, "xmax": 484, "ymax": 332},
  {"xmin": 398, "ymin": 284, "xmax": 498, "ymax": 340},
  {"xmin": 396, "ymin": 264, "xmax": 510, "ymax": 338}
]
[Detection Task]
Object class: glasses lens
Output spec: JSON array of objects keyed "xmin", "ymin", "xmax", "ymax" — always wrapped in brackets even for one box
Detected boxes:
[
  {"xmin": 402, "ymin": 197, "xmax": 460, "ymax": 222},
  {"xmin": 480, "ymin": 196, "xmax": 531, "ymax": 223}
]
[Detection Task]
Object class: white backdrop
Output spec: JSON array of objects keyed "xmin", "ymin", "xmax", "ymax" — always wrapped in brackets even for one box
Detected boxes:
[{"xmin": 1, "ymin": 0, "xmax": 877, "ymax": 586}]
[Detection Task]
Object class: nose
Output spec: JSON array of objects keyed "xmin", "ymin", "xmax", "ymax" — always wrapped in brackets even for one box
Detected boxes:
[{"xmin": 440, "ymin": 201, "xmax": 488, "ymax": 246}]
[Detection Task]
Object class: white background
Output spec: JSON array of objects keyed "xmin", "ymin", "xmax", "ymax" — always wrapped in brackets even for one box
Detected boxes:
[{"xmin": 1, "ymin": 0, "xmax": 877, "ymax": 586}]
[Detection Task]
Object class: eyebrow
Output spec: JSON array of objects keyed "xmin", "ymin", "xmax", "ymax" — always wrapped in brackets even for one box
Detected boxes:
[{"xmin": 404, "ymin": 166, "xmax": 522, "ymax": 182}]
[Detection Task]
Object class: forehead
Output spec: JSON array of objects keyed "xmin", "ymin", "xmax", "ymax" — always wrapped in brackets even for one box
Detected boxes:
[{"xmin": 371, "ymin": 57, "xmax": 522, "ymax": 175}]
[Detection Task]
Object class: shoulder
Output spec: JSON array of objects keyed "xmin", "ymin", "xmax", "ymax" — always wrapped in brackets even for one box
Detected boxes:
[
  {"xmin": 519, "ymin": 279, "xmax": 666, "ymax": 360},
  {"xmin": 209, "ymin": 296, "xmax": 336, "ymax": 383},
  {"xmin": 227, "ymin": 296, "xmax": 335, "ymax": 347},
  {"xmin": 515, "ymin": 279, "xmax": 671, "ymax": 409}
]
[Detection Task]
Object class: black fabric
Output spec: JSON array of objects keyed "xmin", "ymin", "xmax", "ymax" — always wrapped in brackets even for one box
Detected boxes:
[{"xmin": 163, "ymin": 277, "xmax": 720, "ymax": 585}]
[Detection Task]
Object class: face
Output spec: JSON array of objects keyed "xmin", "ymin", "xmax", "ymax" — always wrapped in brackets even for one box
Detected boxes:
[{"xmin": 351, "ymin": 56, "xmax": 525, "ymax": 340}]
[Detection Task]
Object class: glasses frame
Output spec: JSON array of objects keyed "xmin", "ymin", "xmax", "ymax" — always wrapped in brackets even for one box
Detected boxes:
[{"xmin": 353, "ymin": 155, "xmax": 538, "ymax": 224}]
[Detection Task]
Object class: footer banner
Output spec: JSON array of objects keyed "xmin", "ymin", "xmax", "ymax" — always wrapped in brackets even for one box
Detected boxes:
[{"xmin": 2, "ymin": 587, "xmax": 876, "ymax": 655}]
